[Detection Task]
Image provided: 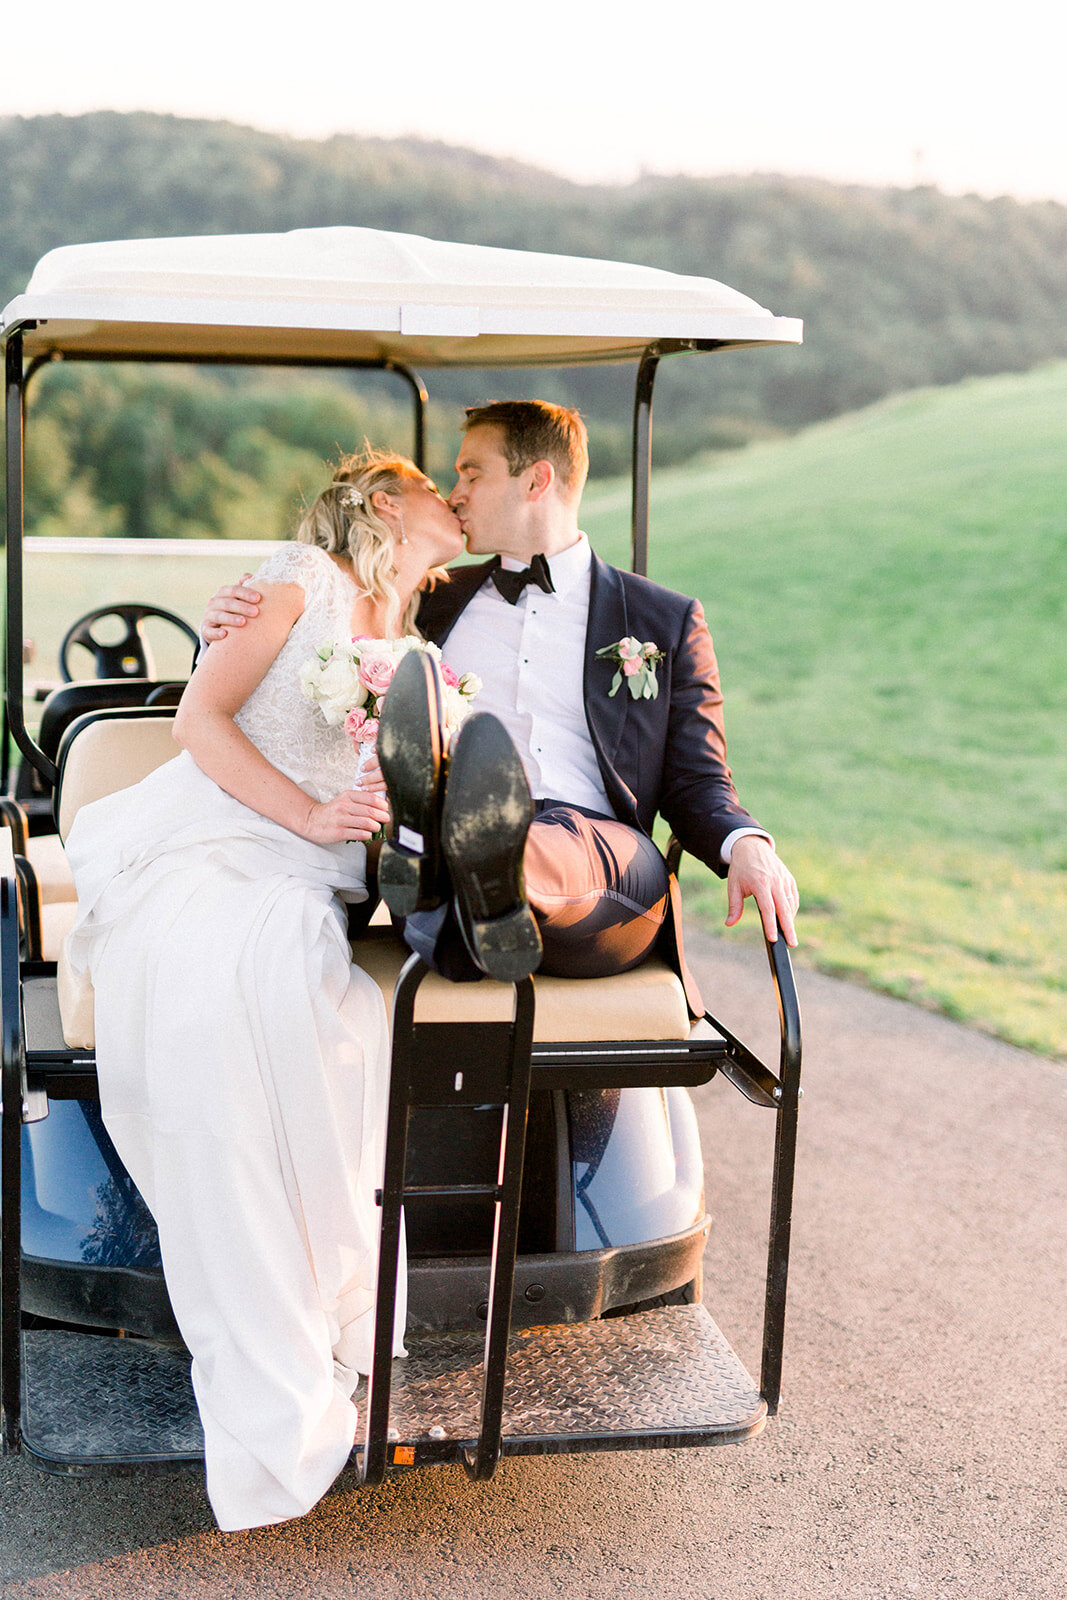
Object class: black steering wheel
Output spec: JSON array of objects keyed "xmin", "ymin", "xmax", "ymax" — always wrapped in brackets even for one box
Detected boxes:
[{"xmin": 59, "ymin": 603, "xmax": 200, "ymax": 682}]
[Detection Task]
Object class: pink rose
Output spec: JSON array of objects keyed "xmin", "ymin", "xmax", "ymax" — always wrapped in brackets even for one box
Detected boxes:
[
  {"xmin": 358, "ymin": 655, "xmax": 395, "ymax": 696},
  {"xmin": 618, "ymin": 637, "xmax": 642, "ymax": 660},
  {"xmin": 345, "ymin": 707, "xmax": 367, "ymax": 739},
  {"xmin": 441, "ymin": 663, "xmax": 459, "ymax": 688},
  {"xmin": 623, "ymin": 658, "xmax": 642, "ymax": 676},
  {"xmin": 356, "ymin": 717, "xmax": 379, "ymax": 747}
]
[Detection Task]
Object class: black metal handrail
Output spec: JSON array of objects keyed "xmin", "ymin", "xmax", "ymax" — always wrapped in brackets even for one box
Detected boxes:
[
  {"xmin": 0, "ymin": 855, "xmax": 25, "ymax": 1452},
  {"xmin": 759, "ymin": 926, "xmax": 803, "ymax": 1414},
  {"xmin": 700, "ymin": 918, "xmax": 803, "ymax": 1412}
]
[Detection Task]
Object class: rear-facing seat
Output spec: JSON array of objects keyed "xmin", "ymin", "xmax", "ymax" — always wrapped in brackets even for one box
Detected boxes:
[
  {"xmin": 8, "ymin": 685, "xmax": 187, "ymax": 950},
  {"xmin": 50, "ymin": 711, "xmax": 694, "ymax": 1052}
]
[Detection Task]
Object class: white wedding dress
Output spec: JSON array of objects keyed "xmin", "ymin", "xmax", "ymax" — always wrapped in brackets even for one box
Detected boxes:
[{"xmin": 63, "ymin": 541, "xmax": 406, "ymax": 1531}]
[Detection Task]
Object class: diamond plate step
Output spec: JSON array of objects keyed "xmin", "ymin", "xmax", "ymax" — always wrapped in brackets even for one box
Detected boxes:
[
  {"xmin": 359, "ymin": 1304, "xmax": 766, "ymax": 1467},
  {"xmin": 21, "ymin": 1330, "xmax": 202, "ymax": 1474},
  {"xmin": 19, "ymin": 1305, "xmax": 764, "ymax": 1476}
]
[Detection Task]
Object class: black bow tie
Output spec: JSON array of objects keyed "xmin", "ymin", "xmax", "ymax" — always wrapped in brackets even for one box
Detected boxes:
[{"xmin": 491, "ymin": 552, "xmax": 556, "ymax": 605}]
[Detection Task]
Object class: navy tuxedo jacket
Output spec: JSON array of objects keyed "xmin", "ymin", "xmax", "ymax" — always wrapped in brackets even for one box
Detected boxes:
[{"xmin": 415, "ymin": 553, "xmax": 761, "ymax": 878}]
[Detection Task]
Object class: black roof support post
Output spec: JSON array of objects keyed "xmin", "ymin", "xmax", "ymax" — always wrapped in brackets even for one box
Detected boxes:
[
  {"xmin": 631, "ymin": 346, "xmax": 661, "ymax": 578},
  {"xmin": 383, "ymin": 362, "xmax": 429, "ymax": 471},
  {"xmin": 5, "ymin": 328, "xmax": 55, "ymax": 787}
]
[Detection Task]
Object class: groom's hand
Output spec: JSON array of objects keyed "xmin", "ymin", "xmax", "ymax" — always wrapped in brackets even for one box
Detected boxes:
[
  {"xmin": 725, "ymin": 835, "xmax": 799, "ymax": 946},
  {"xmin": 202, "ymin": 575, "xmax": 263, "ymax": 643}
]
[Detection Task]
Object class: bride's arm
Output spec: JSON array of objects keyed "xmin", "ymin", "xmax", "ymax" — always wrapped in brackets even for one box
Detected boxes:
[{"xmin": 173, "ymin": 583, "xmax": 389, "ymax": 845}]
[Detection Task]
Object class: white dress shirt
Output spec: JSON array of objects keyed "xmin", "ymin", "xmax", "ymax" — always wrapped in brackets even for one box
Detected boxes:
[
  {"xmin": 443, "ymin": 535, "xmax": 613, "ymax": 815},
  {"xmin": 441, "ymin": 535, "xmax": 768, "ymax": 864}
]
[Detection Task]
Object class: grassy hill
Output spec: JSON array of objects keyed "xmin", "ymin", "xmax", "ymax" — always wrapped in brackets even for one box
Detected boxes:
[{"xmin": 581, "ymin": 362, "xmax": 1067, "ymax": 1057}]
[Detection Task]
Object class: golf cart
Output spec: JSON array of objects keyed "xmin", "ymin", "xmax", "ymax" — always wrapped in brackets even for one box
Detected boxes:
[{"xmin": 1, "ymin": 228, "xmax": 803, "ymax": 1483}]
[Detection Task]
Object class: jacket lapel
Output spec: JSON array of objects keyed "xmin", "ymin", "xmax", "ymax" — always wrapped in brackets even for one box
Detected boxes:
[
  {"xmin": 417, "ymin": 558, "xmax": 498, "ymax": 645},
  {"xmin": 584, "ymin": 555, "xmax": 630, "ymax": 772}
]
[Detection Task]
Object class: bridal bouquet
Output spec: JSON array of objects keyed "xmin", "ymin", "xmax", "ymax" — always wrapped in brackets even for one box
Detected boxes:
[{"xmin": 300, "ymin": 635, "xmax": 480, "ymax": 785}]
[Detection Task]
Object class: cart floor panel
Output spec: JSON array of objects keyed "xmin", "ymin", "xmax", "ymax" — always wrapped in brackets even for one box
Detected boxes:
[{"xmin": 20, "ymin": 1305, "xmax": 764, "ymax": 1474}]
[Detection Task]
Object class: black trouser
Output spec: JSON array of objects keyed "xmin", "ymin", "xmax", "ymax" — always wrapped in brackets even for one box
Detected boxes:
[{"xmin": 403, "ymin": 801, "xmax": 669, "ymax": 982}]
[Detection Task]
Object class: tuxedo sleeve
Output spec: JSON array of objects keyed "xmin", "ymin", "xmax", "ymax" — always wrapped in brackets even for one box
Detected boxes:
[{"xmin": 657, "ymin": 598, "xmax": 762, "ymax": 876}]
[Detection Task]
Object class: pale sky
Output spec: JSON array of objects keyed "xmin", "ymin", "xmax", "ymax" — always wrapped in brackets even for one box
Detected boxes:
[{"xmin": 6, "ymin": 0, "xmax": 1067, "ymax": 203}]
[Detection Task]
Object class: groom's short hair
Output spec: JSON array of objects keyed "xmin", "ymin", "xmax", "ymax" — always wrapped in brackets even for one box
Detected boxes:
[{"xmin": 464, "ymin": 400, "xmax": 589, "ymax": 501}]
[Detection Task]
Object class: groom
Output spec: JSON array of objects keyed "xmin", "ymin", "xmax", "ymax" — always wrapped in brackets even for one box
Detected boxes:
[{"xmin": 205, "ymin": 401, "xmax": 798, "ymax": 994}]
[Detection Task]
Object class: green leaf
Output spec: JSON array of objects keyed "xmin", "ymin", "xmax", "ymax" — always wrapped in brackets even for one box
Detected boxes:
[{"xmin": 609, "ymin": 669, "xmax": 623, "ymax": 697}]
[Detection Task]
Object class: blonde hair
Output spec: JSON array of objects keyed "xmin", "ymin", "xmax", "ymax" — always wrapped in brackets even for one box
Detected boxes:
[{"xmin": 296, "ymin": 447, "xmax": 445, "ymax": 635}]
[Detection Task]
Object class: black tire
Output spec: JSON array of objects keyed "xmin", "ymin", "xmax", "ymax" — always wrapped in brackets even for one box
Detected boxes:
[{"xmin": 600, "ymin": 1277, "xmax": 701, "ymax": 1318}]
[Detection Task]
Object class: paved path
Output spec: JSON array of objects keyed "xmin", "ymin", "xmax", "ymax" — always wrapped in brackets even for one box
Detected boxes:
[{"xmin": 1, "ymin": 931, "xmax": 1064, "ymax": 1599}]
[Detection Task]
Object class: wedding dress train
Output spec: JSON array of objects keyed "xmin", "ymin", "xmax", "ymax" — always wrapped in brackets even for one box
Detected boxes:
[{"xmin": 63, "ymin": 542, "xmax": 405, "ymax": 1529}]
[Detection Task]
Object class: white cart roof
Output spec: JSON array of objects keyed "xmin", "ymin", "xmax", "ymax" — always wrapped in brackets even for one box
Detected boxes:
[{"xmin": 1, "ymin": 227, "xmax": 802, "ymax": 368}]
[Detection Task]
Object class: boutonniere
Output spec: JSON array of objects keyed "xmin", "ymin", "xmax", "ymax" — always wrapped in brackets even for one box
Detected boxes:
[{"xmin": 596, "ymin": 636, "xmax": 665, "ymax": 700}]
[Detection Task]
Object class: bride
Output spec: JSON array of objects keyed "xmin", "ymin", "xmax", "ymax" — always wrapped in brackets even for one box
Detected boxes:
[{"xmin": 63, "ymin": 449, "xmax": 464, "ymax": 1531}]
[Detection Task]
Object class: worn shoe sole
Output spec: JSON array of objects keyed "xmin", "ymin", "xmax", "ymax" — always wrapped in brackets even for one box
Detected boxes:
[
  {"xmin": 441, "ymin": 713, "xmax": 542, "ymax": 982},
  {"xmin": 377, "ymin": 651, "xmax": 446, "ymax": 916}
]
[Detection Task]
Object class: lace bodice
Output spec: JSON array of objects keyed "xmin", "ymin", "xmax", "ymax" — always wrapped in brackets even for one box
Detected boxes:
[{"xmin": 235, "ymin": 543, "xmax": 367, "ymax": 802}]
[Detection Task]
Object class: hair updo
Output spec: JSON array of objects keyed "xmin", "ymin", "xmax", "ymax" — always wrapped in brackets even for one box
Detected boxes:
[{"xmin": 296, "ymin": 446, "xmax": 443, "ymax": 635}]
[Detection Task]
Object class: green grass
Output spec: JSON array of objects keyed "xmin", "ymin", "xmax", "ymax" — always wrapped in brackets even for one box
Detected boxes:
[
  {"xmin": 11, "ymin": 362, "xmax": 1066, "ymax": 1056},
  {"xmin": 582, "ymin": 362, "xmax": 1067, "ymax": 1058}
]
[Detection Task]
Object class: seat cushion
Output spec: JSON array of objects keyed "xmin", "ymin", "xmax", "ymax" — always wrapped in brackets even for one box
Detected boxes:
[
  {"xmin": 55, "ymin": 928, "xmax": 691, "ymax": 1050},
  {"xmin": 351, "ymin": 932, "xmax": 691, "ymax": 1040}
]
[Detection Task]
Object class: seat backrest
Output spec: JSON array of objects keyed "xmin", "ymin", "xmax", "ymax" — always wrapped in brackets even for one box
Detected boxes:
[
  {"xmin": 55, "ymin": 708, "xmax": 180, "ymax": 842},
  {"xmin": 37, "ymin": 680, "xmax": 186, "ymax": 765}
]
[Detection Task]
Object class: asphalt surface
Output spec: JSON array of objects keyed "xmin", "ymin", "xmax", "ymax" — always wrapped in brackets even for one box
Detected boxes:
[{"xmin": 1, "ymin": 927, "xmax": 1064, "ymax": 1599}]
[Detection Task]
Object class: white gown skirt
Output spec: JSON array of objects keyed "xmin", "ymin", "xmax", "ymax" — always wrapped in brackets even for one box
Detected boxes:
[{"xmin": 64, "ymin": 752, "xmax": 406, "ymax": 1530}]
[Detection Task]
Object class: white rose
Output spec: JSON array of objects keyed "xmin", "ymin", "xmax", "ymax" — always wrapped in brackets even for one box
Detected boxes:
[
  {"xmin": 442, "ymin": 684, "xmax": 472, "ymax": 734},
  {"xmin": 317, "ymin": 656, "xmax": 365, "ymax": 724}
]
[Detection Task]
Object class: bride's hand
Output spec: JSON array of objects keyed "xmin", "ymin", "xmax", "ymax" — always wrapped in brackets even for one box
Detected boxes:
[
  {"xmin": 302, "ymin": 789, "xmax": 391, "ymax": 845},
  {"xmin": 202, "ymin": 575, "xmax": 263, "ymax": 643}
]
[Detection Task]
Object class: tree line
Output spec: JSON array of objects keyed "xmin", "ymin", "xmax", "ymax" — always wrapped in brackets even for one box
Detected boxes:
[{"xmin": 2, "ymin": 112, "xmax": 1066, "ymax": 537}]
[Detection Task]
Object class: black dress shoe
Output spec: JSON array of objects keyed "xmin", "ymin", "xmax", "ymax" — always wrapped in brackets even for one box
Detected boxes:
[
  {"xmin": 441, "ymin": 713, "xmax": 542, "ymax": 982},
  {"xmin": 377, "ymin": 650, "xmax": 447, "ymax": 916}
]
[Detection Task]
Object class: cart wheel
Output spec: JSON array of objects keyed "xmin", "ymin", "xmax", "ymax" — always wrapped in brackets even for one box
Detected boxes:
[
  {"xmin": 601, "ymin": 1277, "xmax": 701, "ymax": 1318},
  {"xmin": 59, "ymin": 604, "xmax": 199, "ymax": 682}
]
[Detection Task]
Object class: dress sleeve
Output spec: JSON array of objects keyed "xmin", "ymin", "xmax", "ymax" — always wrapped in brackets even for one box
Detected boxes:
[{"xmin": 250, "ymin": 541, "xmax": 329, "ymax": 598}]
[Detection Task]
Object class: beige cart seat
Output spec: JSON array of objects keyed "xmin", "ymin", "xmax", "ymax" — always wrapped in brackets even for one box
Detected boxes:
[
  {"xmin": 26, "ymin": 833, "xmax": 77, "ymax": 905},
  {"xmin": 53, "ymin": 712, "xmax": 692, "ymax": 1051}
]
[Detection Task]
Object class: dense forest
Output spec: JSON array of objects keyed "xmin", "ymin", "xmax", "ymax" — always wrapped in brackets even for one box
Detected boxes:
[{"xmin": 3, "ymin": 112, "xmax": 1067, "ymax": 537}]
